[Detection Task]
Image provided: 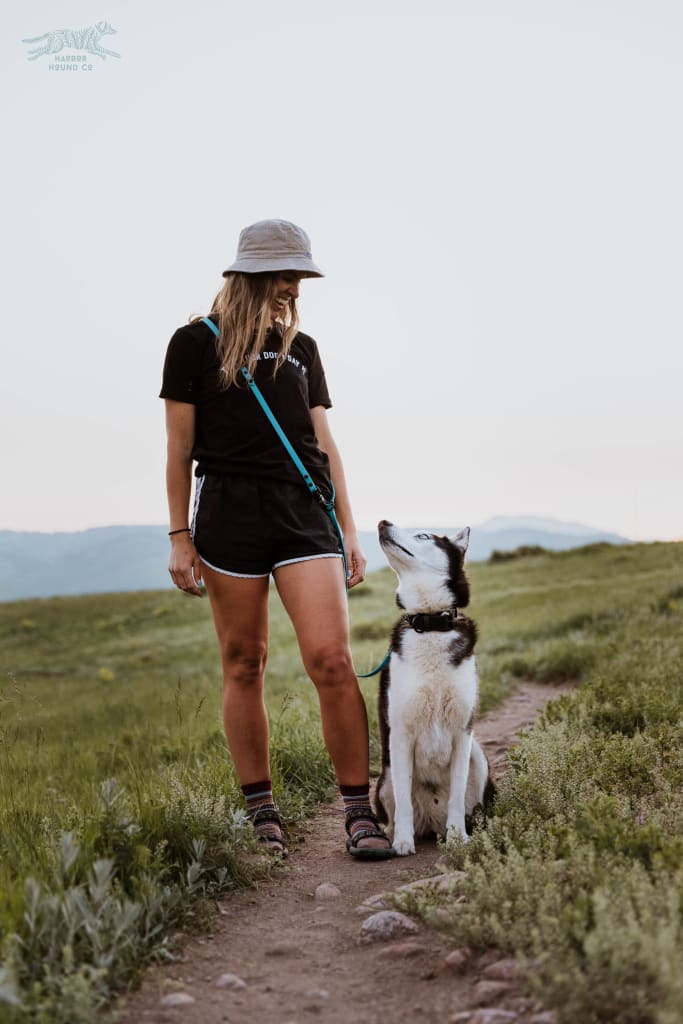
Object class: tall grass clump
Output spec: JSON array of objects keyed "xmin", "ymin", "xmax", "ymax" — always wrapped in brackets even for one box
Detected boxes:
[
  {"xmin": 393, "ymin": 540, "xmax": 683, "ymax": 1024},
  {"xmin": 0, "ymin": 700, "xmax": 337, "ymax": 1023}
]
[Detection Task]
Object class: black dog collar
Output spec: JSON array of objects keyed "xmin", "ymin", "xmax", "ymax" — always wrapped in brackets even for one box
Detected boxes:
[{"xmin": 405, "ymin": 609, "xmax": 458, "ymax": 633}]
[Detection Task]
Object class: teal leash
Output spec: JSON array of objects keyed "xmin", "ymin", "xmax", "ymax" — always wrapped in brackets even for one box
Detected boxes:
[
  {"xmin": 200, "ymin": 317, "xmax": 390, "ymax": 679},
  {"xmin": 356, "ymin": 650, "xmax": 391, "ymax": 678}
]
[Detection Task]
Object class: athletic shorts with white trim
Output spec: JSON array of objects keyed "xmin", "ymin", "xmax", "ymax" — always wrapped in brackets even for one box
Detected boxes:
[{"xmin": 191, "ymin": 474, "xmax": 344, "ymax": 578}]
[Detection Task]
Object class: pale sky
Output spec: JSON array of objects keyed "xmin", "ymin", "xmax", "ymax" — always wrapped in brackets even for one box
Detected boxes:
[{"xmin": 2, "ymin": 1, "xmax": 681, "ymax": 541}]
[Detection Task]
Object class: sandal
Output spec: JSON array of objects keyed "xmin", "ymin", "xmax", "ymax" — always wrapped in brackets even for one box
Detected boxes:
[
  {"xmin": 250, "ymin": 803, "xmax": 288, "ymax": 858},
  {"xmin": 345, "ymin": 805, "xmax": 396, "ymax": 860}
]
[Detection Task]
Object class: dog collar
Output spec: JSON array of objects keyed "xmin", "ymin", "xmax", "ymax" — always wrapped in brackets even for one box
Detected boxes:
[{"xmin": 404, "ymin": 609, "xmax": 458, "ymax": 633}]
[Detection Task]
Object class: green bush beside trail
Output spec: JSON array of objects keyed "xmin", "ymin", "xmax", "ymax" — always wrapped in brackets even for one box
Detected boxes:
[{"xmin": 394, "ymin": 541, "xmax": 683, "ymax": 1024}]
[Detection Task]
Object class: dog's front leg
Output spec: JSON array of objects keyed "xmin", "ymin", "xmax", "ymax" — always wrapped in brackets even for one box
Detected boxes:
[
  {"xmin": 446, "ymin": 730, "xmax": 474, "ymax": 841},
  {"xmin": 390, "ymin": 726, "xmax": 416, "ymax": 855}
]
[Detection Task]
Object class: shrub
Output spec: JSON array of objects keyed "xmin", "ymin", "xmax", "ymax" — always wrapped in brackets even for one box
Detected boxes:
[
  {"xmin": 399, "ymin": 538, "xmax": 683, "ymax": 1021},
  {"xmin": 499, "ymin": 639, "xmax": 594, "ymax": 683},
  {"xmin": 0, "ymin": 697, "xmax": 331, "ymax": 1022},
  {"xmin": 488, "ymin": 545, "xmax": 549, "ymax": 563}
]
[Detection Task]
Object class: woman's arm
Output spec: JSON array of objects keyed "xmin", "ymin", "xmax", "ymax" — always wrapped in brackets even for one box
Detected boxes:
[
  {"xmin": 165, "ymin": 399, "xmax": 203, "ymax": 596},
  {"xmin": 310, "ymin": 405, "xmax": 367, "ymax": 588}
]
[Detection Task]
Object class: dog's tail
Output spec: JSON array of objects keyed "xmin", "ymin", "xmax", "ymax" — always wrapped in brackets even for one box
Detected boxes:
[
  {"xmin": 465, "ymin": 740, "xmax": 497, "ymax": 835},
  {"xmin": 482, "ymin": 774, "xmax": 497, "ymax": 811},
  {"xmin": 466, "ymin": 737, "xmax": 495, "ymax": 815}
]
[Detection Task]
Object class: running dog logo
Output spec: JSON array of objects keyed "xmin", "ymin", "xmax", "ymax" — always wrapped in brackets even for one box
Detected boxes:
[{"xmin": 22, "ymin": 21, "xmax": 121, "ymax": 61}]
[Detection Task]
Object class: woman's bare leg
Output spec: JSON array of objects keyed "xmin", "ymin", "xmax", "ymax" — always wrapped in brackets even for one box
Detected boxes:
[
  {"xmin": 274, "ymin": 556, "xmax": 391, "ymax": 853},
  {"xmin": 201, "ymin": 563, "xmax": 271, "ymax": 783},
  {"xmin": 274, "ymin": 556, "xmax": 369, "ymax": 785}
]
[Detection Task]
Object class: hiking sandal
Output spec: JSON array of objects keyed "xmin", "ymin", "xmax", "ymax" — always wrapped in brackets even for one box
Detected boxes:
[
  {"xmin": 250, "ymin": 804, "xmax": 289, "ymax": 858},
  {"xmin": 345, "ymin": 805, "xmax": 396, "ymax": 860}
]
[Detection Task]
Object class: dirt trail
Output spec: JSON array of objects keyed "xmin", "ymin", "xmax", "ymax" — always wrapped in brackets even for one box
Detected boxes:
[{"xmin": 117, "ymin": 682, "xmax": 571, "ymax": 1024}]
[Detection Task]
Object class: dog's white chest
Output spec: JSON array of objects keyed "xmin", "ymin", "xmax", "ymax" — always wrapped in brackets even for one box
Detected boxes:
[{"xmin": 389, "ymin": 633, "xmax": 478, "ymax": 766}]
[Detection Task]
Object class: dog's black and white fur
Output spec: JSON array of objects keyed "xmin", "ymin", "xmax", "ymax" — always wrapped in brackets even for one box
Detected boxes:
[{"xmin": 375, "ymin": 521, "xmax": 494, "ymax": 856}]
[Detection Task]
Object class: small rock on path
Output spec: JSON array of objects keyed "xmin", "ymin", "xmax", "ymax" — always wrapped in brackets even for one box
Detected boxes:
[
  {"xmin": 159, "ymin": 992, "xmax": 195, "ymax": 1007},
  {"xmin": 359, "ymin": 910, "xmax": 419, "ymax": 944},
  {"xmin": 315, "ymin": 881, "xmax": 342, "ymax": 901},
  {"xmin": 214, "ymin": 972, "xmax": 246, "ymax": 990}
]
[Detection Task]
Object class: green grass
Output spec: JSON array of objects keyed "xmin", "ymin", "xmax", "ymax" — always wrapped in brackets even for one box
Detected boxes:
[
  {"xmin": 0, "ymin": 584, "xmax": 344, "ymax": 1022},
  {"xmin": 1, "ymin": 540, "xmax": 682, "ymax": 1021}
]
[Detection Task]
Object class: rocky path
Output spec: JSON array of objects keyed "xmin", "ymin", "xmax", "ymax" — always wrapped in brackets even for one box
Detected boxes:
[{"xmin": 117, "ymin": 682, "xmax": 571, "ymax": 1024}]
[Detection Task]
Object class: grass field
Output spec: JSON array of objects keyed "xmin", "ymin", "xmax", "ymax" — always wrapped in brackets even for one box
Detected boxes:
[{"xmin": 1, "ymin": 540, "xmax": 682, "ymax": 1022}]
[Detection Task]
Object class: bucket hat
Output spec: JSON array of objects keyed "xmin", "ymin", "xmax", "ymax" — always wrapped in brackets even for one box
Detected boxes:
[{"xmin": 222, "ymin": 219, "xmax": 324, "ymax": 278}]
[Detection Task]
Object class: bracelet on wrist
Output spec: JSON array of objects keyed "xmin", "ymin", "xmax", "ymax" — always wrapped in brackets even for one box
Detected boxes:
[{"xmin": 168, "ymin": 528, "xmax": 191, "ymax": 536}]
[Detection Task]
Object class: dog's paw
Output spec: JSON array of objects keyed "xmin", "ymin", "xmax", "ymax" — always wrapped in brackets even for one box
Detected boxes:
[
  {"xmin": 392, "ymin": 836, "xmax": 416, "ymax": 856},
  {"xmin": 446, "ymin": 824, "xmax": 469, "ymax": 844}
]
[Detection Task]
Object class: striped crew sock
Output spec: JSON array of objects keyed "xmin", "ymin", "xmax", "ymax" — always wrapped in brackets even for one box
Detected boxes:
[
  {"xmin": 241, "ymin": 779, "xmax": 286, "ymax": 855},
  {"xmin": 340, "ymin": 782, "xmax": 375, "ymax": 841},
  {"xmin": 242, "ymin": 779, "xmax": 274, "ymax": 815}
]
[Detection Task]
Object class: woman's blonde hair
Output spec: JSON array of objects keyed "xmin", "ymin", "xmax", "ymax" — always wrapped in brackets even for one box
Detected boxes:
[{"xmin": 190, "ymin": 273, "xmax": 299, "ymax": 389}]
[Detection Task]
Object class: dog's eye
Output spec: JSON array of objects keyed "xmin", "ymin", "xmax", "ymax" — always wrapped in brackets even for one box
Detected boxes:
[{"xmin": 414, "ymin": 533, "xmax": 431, "ymax": 541}]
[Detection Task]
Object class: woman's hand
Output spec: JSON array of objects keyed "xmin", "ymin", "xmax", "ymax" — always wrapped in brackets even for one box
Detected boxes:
[
  {"xmin": 168, "ymin": 534, "xmax": 204, "ymax": 596},
  {"xmin": 344, "ymin": 533, "xmax": 367, "ymax": 589}
]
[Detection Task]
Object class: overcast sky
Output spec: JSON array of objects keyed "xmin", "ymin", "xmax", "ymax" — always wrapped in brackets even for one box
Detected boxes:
[{"xmin": 2, "ymin": 1, "xmax": 681, "ymax": 541}]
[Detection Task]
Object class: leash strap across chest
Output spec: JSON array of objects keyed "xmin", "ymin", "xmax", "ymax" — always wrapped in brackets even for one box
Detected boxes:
[
  {"xmin": 199, "ymin": 318, "xmax": 388, "ymax": 677},
  {"xmin": 238, "ymin": 364, "xmax": 350, "ymax": 585},
  {"xmin": 200, "ymin": 318, "xmax": 349, "ymax": 557}
]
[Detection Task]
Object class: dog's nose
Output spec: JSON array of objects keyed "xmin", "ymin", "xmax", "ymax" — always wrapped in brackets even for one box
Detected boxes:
[{"xmin": 378, "ymin": 519, "xmax": 392, "ymax": 530}]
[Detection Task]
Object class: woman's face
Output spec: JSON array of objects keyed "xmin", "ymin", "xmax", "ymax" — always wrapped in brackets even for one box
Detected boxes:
[{"xmin": 270, "ymin": 272, "xmax": 301, "ymax": 322}]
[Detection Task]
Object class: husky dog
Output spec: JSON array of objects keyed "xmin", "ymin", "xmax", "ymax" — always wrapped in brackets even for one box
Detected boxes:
[{"xmin": 375, "ymin": 521, "xmax": 494, "ymax": 856}]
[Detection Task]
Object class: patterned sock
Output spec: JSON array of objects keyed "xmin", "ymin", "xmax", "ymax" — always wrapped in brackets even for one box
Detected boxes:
[
  {"xmin": 242, "ymin": 780, "xmax": 286, "ymax": 854},
  {"xmin": 340, "ymin": 783, "xmax": 388, "ymax": 845},
  {"xmin": 242, "ymin": 779, "xmax": 274, "ymax": 815}
]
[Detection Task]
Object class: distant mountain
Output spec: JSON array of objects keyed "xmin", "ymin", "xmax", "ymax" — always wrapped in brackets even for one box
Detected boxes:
[
  {"xmin": 0, "ymin": 517, "xmax": 630, "ymax": 602},
  {"xmin": 477, "ymin": 515, "xmax": 622, "ymax": 538},
  {"xmin": 467, "ymin": 515, "xmax": 628, "ymax": 560},
  {"xmin": 0, "ymin": 527, "xmax": 173, "ymax": 602}
]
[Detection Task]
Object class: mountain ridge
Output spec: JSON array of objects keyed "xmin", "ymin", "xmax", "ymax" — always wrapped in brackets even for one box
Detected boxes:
[{"xmin": 0, "ymin": 517, "xmax": 630, "ymax": 602}]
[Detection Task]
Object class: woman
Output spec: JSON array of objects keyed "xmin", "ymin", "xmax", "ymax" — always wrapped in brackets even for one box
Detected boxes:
[{"xmin": 160, "ymin": 219, "xmax": 393, "ymax": 860}]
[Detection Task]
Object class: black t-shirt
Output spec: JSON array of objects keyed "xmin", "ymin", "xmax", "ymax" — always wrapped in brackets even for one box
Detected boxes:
[{"xmin": 159, "ymin": 315, "xmax": 333, "ymax": 486}]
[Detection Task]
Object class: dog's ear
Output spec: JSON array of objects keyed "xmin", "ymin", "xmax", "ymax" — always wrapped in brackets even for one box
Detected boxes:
[{"xmin": 449, "ymin": 527, "xmax": 470, "ymax": 554}]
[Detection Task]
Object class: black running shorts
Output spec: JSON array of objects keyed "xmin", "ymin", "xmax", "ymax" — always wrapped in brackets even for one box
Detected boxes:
[{"xmin": 190, "ymin": 474, "xmax": 344, "ymax": 578}]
